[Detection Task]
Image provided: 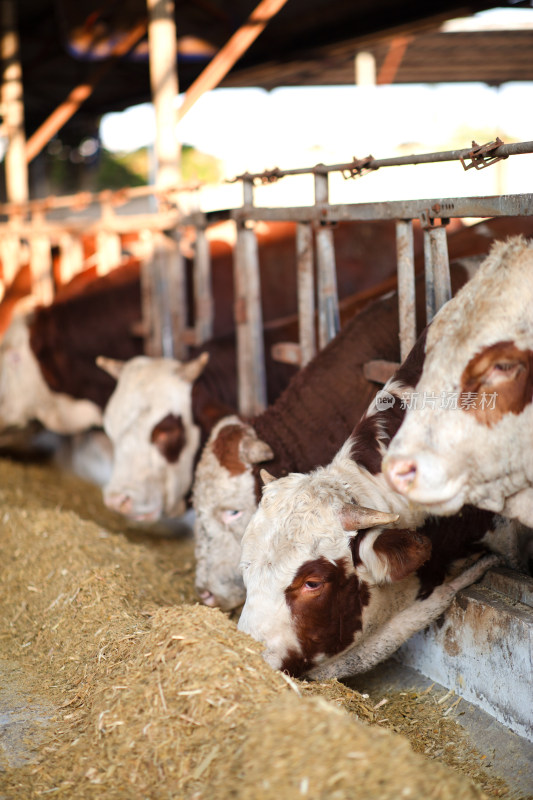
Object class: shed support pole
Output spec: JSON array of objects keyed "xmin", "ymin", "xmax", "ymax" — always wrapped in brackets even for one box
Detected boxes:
[
  {"xmin": 396, "ymin": 219, "xmax": 416, "ymax": 360},
  {"xmin": 29, "ymin": 211, "xmax": 53, "ymax": 305},
  {"xmin": 234, "ymin": 178, "xmax": 266, "ymax": 415},
  {"xmin": 194, "ymin": 223, "xmax": 213, "ymax": 344},
  {"xmin": 147, "ymin": 0, "xmax": 180, "ymax": 193},
  {"xmin": 1, "ymin": 0, "xmax": 27, "ymax": 205},
  {"xmin": 314, "ymin": 171, "xmax": 339, "ymax": 349},
  {"xmin": 296, "ymin": 222, "xmax": 316, "ymax": 366}
]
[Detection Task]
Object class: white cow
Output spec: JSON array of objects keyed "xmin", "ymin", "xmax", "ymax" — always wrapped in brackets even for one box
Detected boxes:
[
  {"xmin": 98, "ymin": 353, "xmax": 209, "ymax": 522},
  {"xmin": 384, "ymin": 237, "xmax": 533, "ymax": 527},
  {"xmin": 0, "ymin": 316, "xmax": 102, "ymax": 434}
]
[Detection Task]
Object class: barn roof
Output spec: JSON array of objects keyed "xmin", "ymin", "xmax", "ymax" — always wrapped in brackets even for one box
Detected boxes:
[{"xmin": 17, "ymin": 1, "xmax": 533, "ymax": 143}]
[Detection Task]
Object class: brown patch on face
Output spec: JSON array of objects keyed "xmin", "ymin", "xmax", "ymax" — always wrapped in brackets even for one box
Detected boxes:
[
  {"xmin": 282, "ymin": 557, "xmax": 368, "ymax": 677},
  {"xmin": 150, "ymin": 414, "xmax": 186, "ymax": 463},
  {"xmin": 372, "ymin": 529, "xmax": 432, "ymax": 582},
  {"xmin": 461, "ymin": 341, "xmax": 533, "ymax": 426},
  {"xmin": 212, "ymin": 424, "xmax": 247, "ymax": 476}
]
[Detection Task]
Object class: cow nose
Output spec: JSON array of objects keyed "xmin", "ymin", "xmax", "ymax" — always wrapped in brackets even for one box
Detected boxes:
[
  {"xmin": 197, "ymin": 588, "xmax": 218, "ymax": 607},
  {"xmin": 384, "ymin": 456, "xmax": 418, "ymax": 495},
  {"xmin": 104, "ymin": 491, "xmax": 133, "ymax": 515}
]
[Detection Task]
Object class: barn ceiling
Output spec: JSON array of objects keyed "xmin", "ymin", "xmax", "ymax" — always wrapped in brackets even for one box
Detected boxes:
[{"xmin": 16, "ymin": 0, "xmax": 533, "ymax": 144}]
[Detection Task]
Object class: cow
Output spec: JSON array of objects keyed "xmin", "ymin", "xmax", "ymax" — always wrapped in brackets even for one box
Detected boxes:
[
  {"xmin": 383, "ymin": 236, "xmax": 533, "ymax": 528},
  {"xmin": 237, "ymin": 334, "xmax": 528, "ymax": 678},
  {"xmin": 98, "ymin": 272, "xmax": 414, "ymax": 522},
  {"xmin": 192, "ymin": 261, "xmax": 481, "ymax": 611}
]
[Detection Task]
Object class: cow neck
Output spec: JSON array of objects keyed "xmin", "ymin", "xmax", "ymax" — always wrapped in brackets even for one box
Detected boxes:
[{"xmin": 191, "ymin": 379, "xmax": 237, "ymax": 453}]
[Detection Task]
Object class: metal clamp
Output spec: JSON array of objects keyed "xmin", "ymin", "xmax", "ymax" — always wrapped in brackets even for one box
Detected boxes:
[
  {"xmin": 460, "ymin": 138, "xmax": 508, "ymax": 171},
  {"xmin": 342, "ymin": 155, "xmax": 375, "ymax": 180}
]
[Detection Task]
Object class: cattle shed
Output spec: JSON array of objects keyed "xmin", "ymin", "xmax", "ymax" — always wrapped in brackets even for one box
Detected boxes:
[{"xmin": 1, "ymin": 1, "xmax": 533, "ymax": 798}]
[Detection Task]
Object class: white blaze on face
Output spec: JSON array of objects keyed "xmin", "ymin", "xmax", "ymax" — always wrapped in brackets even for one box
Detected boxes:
[
  {"xmin": 193, "ymin": 416, "xmax": 274, "ymax": 610},
  {"xmin": 0, "ymin": 316, "xmax": 102, "ymax": 434},
  {"xmin": 102, "ymin": 354, "xmax": 207, "ymax": 522},
  {"xmin": 384, "ymin": 237, "xmax": 533, "ymax": 524}
]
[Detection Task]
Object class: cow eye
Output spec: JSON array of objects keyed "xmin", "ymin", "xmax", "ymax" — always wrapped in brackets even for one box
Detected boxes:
[
  {"xmin": 304, "ymin": 579, "xmax": 323, "ymax": 590},
  {"xmin": 494, "ymin": 361, "xmax": 518, "ymax": 373},
  {"xmin": 221, "ymin": 509, "xmax": 243, "ymax": 525}
]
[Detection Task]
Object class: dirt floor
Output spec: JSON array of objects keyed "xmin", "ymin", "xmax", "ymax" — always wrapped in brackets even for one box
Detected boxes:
[{"xmin": 0, "ymin": 457, "xmax": 530, "ymax": 799}]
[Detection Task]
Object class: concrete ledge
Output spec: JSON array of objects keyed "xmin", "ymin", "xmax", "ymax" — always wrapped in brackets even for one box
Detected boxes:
[{"xmin": 395, "ymin": 567, "xmax": 533, "ymax": 742}]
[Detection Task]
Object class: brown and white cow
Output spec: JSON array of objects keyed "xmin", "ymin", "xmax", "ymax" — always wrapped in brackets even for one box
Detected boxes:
[
  {"xmin": 384, "ymin": 236, "xmax": 533, "ymax": 527},
  {"xmin": 192, "ymin": 261, "xmax": 480, "ymax": 610},
  {"xmin": 237, "ymin": 333, "xmax": 528, "ymax": 678}
]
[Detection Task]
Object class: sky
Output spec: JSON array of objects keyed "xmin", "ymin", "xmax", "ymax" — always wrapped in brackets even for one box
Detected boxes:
[{"xmin": 99, "ymin": 7, "xmax": 533, "ymax": 198}]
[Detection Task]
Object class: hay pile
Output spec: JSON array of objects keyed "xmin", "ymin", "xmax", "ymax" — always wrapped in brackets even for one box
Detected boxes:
[{"xmin": 0, "ymin": 459, "xmax": 510, "ymax": 799}]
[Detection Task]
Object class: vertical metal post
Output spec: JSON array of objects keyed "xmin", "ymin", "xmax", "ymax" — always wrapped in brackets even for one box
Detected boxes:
[
  {"xmin": 193, "ymin": 223, "xmax": 213, "ymax": 344},
  {"xmin": 396, "ymin": 219, "xmax": 416, "ymax": 361},
  {"xmin": 59, "ymin": 232, "xmax": 84, "ymax": 285},
  {"xmin": 1, "ymin": 0, "xmax": 28, "ymax": 205},
  {"xmin": 314, "ymin": 170, "xmax": 339, "ymax": 349},
  {"xmin": 167, "ymin": 230, "xmax": 187, "ymax": 359},
  {"xmin": 423, "ymin": 227, "xmax": 436, "ymax": 324},
  {"xmin": 423, "ymin": 223, "xmax": 452, "ymax": 324},
  {"xmin": 431, "ymin": 225, "xmax": 452, "ymax": 313},
  {"xmin": 146, "ymin": 0, "xmax": 180, "ymax": 195},
  {"xmin": 234, "ymin": 178, "xmax": 266, "ymax": 415},
  {"xmin": 97, "ymin": 199, "xmax": 121, "ymax": 274},
  {"xmin": 29, "ymin": 211, "xmax": 53, "ymax": 305},
  {"xmin": 296, "ymin": 222, "xmax": 316, "ymax": 366}
]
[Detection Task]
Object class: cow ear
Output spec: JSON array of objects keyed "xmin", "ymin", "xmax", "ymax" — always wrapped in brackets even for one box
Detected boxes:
[
  {"xmin": 260, "ymin": 468, "xmax": 276, "ymax": 485},
  {"xmin": 240, "ymin": 433, "xmax": 274, "ymax": 466},
  {"xmin": 340, "ymin": 503, "xmax": 399, "ymax": 532},
  {"xmin": 96, "ymin": 356, "xmax": 125, "ymax": 381},
  {"xmin": 358, "ymin": 529, "xmax": 432, "ymax": 584},
  {"xmin": 178, "ymin": 352, "xmax": 209, "ymax": 384}
]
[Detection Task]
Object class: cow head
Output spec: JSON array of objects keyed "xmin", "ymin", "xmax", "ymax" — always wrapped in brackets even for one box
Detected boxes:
[
  {"xmin": 237, "ymin": 469, "xmax": 431, "ymax": 677},
  {"xmin": 193, "ymin": 416, "xmax": 274, "ymax": 610},
  {"xmin": 0, "ymin": 316, "xmax": 102, "ymax": 434},
  {"xmin": 99, "ymin": 352, "xmax": 208, "ymax": 522},
  {"xmin": 384, "ymin": 237, "xmax": 533, "ymax": 525}
]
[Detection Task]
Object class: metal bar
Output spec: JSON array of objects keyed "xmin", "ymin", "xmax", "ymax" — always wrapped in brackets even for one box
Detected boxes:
[
  {"xmin": 164, "ymin": 232, "xmax": 186, "ymax": 359},
  {"xmin": 193, "ymin": 225, "xmax": 214, "ymax": 344},
  {"xmin": 296, "ymin": 222, "xmax": 315, "ymax": 366},
  {"xmin": 147, "ymin": 0, "xmax": 180, "ymax": 194},
  {"xmin": 431, "ymin": 226, "xmax": 452, "ymax": 312},
  {"xmin": 231, "ymin": 193, "xmax": 533, "ymax": 224},
  {"xmin": 314, "ymin": 172, "xmax": 340, "ymax": 349},
  {"xmin": 423, "ymin": 228, "xmax": 436, "ymax": 324},
  {"xmin": 0, "ymin": 231, "xmax": 21, "ymax": 285},
  {"xmin": 25, "ymin": 21, "xmax": 147, "ymax": 164},
  {"xmin": 177, "ymin": 0, "xmax": 290, "ymax": 122},
  {"xmin": 96, "ymin": 201, "xmax": 121, "ymax": 274},
  {"xmin": 234, "ymin": 178, "xmax": 266, "ymax": 414},
  {"xmin": 29, "ymin": 211, "xmax": 53, "ymax": 305},
  {"xmin": 396, "ymin": 220, "xmax": 416, "ymax": 361},
  {"xmin": 1, "ymin": 0, "xmax": 28, "ymax": 204},
  {"xmin": 234, "ymin": 140, "xmax": 533, "ymax": 183},
  {"xmin": 59, "ymin": 233, "xmax": 84, "ymax": 285},
  {"xmin": 140, "ymin": 232, "xmax": 157, "ymax": 357}
]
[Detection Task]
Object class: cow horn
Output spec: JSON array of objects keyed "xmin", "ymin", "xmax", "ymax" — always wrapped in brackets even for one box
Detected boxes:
[
  {"xmin": 241, "ymin": 435, "xmax": 274, "ymax": 465},
  {"xmin": 340, "ymin": 504, "xmax": 399, "ymax": 532},
  {"xmin": 179, "ymin": 352, "xmax": 209, "ymax": 383},
  {"xmin": 96, "ymin": 355, "xmax": 125, "ymax": 381},
  {"xmin": 260, "ymin": 468, "xmax": 276, "ymax": 486}
]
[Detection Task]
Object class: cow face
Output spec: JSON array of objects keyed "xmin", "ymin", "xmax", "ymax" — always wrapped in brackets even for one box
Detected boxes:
[
  {"xmin": 237, "ymin": 470, "xmax": 428, "ymax": 677},
  {"xmin": 0, "ymin": 317, "xmax": 102, "ymax": 434},
  {"xmin": 193, "ymin": 416, "xmax": 274, "ymax": 610},
  {"xmin": 384, "ymin": 237, "xmax": 533, "ymax": 525},
  {"xmin": 100, "ymin": 353, "xmax": 208, "ymax": 522}
]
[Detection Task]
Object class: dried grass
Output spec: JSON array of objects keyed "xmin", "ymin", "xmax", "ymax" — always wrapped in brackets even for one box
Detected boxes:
[{"xmin": 0, "ymin": 458, "xmax": 513, "ymax": 799}]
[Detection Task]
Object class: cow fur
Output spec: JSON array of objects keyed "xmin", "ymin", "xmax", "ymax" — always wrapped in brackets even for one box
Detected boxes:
[
  {"xmin": 384, "ymin": 236, "xmax": 533, "ymax": 527},
  {"xmin": 192, "ymin": 263, "xmax": 474, "ymax": 610}
]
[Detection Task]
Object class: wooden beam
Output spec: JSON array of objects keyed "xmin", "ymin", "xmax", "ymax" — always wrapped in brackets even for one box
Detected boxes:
[
  {"xmin": 147, "ymin": 0, "xmax": 180, "ymax": 192},
  {"xmin": 177, "ymin": 0, "xmax": 290, "ymax": 122},
  {"xmin": 1, "ymin": 0, "xmax": 28, "ymax": 203},
  {"xmin": 376, "ymin": 35, "xmax": 413, "ymax": 84},
  {"xmin": 25, "ymin": 20, "xmax": 147, "ymax": 164}
]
